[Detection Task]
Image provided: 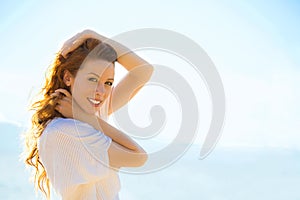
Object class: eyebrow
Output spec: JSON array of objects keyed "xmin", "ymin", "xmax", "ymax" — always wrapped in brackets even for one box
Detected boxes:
[
  {"xmin": 88, "ymin": 72, "xmax": 100, "ymax": 78},
  {"xmin": 88, "ymin": 72, "xmax": 114, "ymax": 80}
]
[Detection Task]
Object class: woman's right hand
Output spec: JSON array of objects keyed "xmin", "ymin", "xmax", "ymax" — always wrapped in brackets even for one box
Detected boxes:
[
  {"xmin": 60, "ymin": 29, "xmax": 107, "ymax": 58},
  {"xmin": 51, "ymin": 89, "xmax": 78, "ymax": 118}
]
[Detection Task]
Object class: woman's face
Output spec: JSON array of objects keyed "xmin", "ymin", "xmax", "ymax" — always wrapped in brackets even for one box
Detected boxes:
[{"xmin": 69, "ymin": 59, "xmax": 115, "ymax": 115}]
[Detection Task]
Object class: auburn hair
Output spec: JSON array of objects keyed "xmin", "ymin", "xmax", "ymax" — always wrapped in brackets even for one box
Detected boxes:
[{"xmin": 22, "ymin": 38, "xmax": 117, "ymax": 199}]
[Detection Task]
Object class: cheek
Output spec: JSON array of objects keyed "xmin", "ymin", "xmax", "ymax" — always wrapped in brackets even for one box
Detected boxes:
[
  {"xmin": 105, "ymin": 87, "xmax": 113, "ymax": 98},
  {"xmin": 97, "ymin": 88, "xmax": 110, "ymax": 104},
  {"xmin": 71, "ymin": 81, "xmax": 88, "ymax": 99}
]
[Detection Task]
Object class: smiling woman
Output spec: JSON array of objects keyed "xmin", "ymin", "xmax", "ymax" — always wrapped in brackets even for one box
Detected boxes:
[
  {"xmin": 22, "ymin": 30, "xmax": 153, "ymax": 200},
  {"xmin": 65, "ymin": 59, "xmax": 116, "ymax": 114}
]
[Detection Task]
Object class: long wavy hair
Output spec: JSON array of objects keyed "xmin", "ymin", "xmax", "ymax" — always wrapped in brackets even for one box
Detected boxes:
[{"xmin": 23, "ymin": 38, "xmax": 117, "ymax": 199}]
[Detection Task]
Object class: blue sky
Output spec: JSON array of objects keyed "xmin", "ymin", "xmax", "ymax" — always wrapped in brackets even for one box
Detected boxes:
[{"xmin": 0, "ymin": 0, "xmax": 299, "ymax": 149}]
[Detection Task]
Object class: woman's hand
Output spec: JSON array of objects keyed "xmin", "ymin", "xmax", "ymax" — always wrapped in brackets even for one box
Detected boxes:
[
  {"xmin": 51, "ymin": 89, "xmax": 77, "ymax": 118},
  {"xmin": 52, "ymin": 89, "xmax": 99, "ymax": 125},
  {"xmin": 60, "ymin": 29, "xmax": 107, "ymax": 58}
]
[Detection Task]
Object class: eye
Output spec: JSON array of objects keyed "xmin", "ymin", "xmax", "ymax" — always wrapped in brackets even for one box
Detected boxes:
[
  {"xmin": 88, "ymin": 77, "xmax": 98, "ymax": 82},
  {"xmin": 105, "ymin": 81, "xmax": 113, "ymax": 86}
]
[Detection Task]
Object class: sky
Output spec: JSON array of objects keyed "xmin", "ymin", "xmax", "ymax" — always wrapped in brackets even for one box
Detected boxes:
[{"xmin": 0, "ymin": 0, "xmax": 299, "ymax": 150}]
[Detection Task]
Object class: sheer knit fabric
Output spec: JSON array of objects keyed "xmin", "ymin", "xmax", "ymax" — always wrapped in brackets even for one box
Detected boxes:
[{"xmin": 38, "ymin": 89, "xmax": 120, "ymax": 200}]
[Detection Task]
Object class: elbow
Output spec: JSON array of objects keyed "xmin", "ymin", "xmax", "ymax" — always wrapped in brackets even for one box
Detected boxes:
[
  {"xmin": 137, "ymin": 64, "xmax": 154, "ymax": 81},
  {"xmin": 140, "ymin": 151, "xmax": 148, "ymax": 166},
  {"xmin": 145, "ymin": 64, "xmax": 154, "ymax": 80},
  {"xmin": 135, "ymin": 148, "xmax": 148, "ymax": 167},
  {"xmin": 130, "ymin": 64, "xmax": 154, "ymax": 84}
]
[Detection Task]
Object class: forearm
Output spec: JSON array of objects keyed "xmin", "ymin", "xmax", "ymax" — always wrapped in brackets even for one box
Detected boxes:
[
  {"xmin": 96, "ymin": 118, "xmax": 141, "ymax": 151},
  {"xmin": 102, "ymin": 36, "xmax": 154, "ymax": 113},
  {"xmin": 118, "ymin": 51, "xmax": 154, "ymax": 88},
  {"xmin": 61, "ymin": 29, "xmax": 153, "ymax": 76},
  {"xmin": 76, "ymin": 113, "xmax": 143, "ymax": 152},
  {"xmin": 101, "ymin": 35, "xmax": 154, "ymax": 73}
]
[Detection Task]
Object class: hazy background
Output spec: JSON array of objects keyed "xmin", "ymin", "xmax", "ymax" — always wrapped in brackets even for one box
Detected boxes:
[{"xmin": 0, "ymin": 0, "xmax": 299, "ymax": 199}]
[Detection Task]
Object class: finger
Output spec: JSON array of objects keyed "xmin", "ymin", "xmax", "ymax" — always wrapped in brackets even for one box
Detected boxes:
[
  {"xmin": 60, "ymin": 34, "xmax": 84, "ymax": 58},
  {"xmin": 50, "ymin": 92, "xmax": 59, "ymax": 98},
  {"xmin": 60, "ymin": 30, "xmax": 102, "ymax": 58},
  {"xmin": 56, "ymin": 93, "xmax": 72, "ymax": 102},
  {"xmin": 60, "ymin": 33, "xmax": 92, "ymax": 58},
  {"xmin": 79, "ymin": 29, "xmax": 100, "ymax": 39},
  {"xmin": 55, "ymin": 89, "xmax": 72, "ymax": 98},
  {"xmin": 55, "ymin": 104, "xmax": 61, "ymax": 112},
  {"xmin": 60, "ymin": 39, "xmax": 84, "ymax": 58},
  {"xmin": 50, "ymin": 93, "xmax": 63, "ymax": 101},
  {"xmin": 60, "ymin": 97, "xmax": 72, "ymax": 104}
]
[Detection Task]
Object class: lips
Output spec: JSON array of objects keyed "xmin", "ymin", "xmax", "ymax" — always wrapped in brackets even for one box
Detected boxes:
[{"xmin": 87, "ymin": 97, "xmax": 102, "ymax": 106}]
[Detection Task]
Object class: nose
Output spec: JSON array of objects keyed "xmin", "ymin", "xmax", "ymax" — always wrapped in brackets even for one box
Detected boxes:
[{"xmin": 95, "ymin": 83, "xmax": 105, "ymax": 96}]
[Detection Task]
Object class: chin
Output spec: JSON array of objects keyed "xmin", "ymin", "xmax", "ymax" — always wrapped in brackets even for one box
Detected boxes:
[{"xmin": 86, "ymin": 108, "xmax": 101, "ymax": 116}]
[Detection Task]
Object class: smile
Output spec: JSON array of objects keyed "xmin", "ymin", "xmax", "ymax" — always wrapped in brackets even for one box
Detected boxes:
[{"xmin": 87, "ymin": 97, "xmax": 102, "ymax": 106}]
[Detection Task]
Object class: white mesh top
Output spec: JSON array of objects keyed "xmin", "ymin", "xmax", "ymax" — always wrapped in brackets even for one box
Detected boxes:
[{"xmin": 38, "ymin": 89, "xmax": 120, "ymax": 200}]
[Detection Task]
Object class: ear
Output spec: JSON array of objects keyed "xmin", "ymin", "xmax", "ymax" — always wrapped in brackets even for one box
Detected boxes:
[{"xmin": 63, "ymin": 70, "xmax": 73, "ymax": 86}]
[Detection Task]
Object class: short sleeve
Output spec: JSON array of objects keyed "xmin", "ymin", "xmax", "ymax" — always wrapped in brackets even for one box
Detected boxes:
[{"xmin": 38, "ymin": 118, "xmax": 112, "ymax": 196}]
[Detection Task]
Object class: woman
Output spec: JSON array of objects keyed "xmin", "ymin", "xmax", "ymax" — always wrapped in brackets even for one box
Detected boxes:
[{"xmin": 23, "ymin": 30, "xmax": 153, "ymax": 200}]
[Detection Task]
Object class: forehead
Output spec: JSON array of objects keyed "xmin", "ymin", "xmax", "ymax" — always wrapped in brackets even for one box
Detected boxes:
[{"xmin": 79, "ymin": 59, "xmax": 115, "ymax": 76}]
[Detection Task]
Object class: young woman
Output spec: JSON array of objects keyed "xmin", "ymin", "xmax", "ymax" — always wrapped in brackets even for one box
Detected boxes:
[{"xmin": 23, "ymin": 30, "xmax": 153, "ymax": 200}]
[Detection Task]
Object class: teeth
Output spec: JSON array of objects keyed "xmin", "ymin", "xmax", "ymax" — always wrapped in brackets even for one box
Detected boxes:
[{"xmin": 88, "ymin": 98, "xmax": 101, "ymax": 104}]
